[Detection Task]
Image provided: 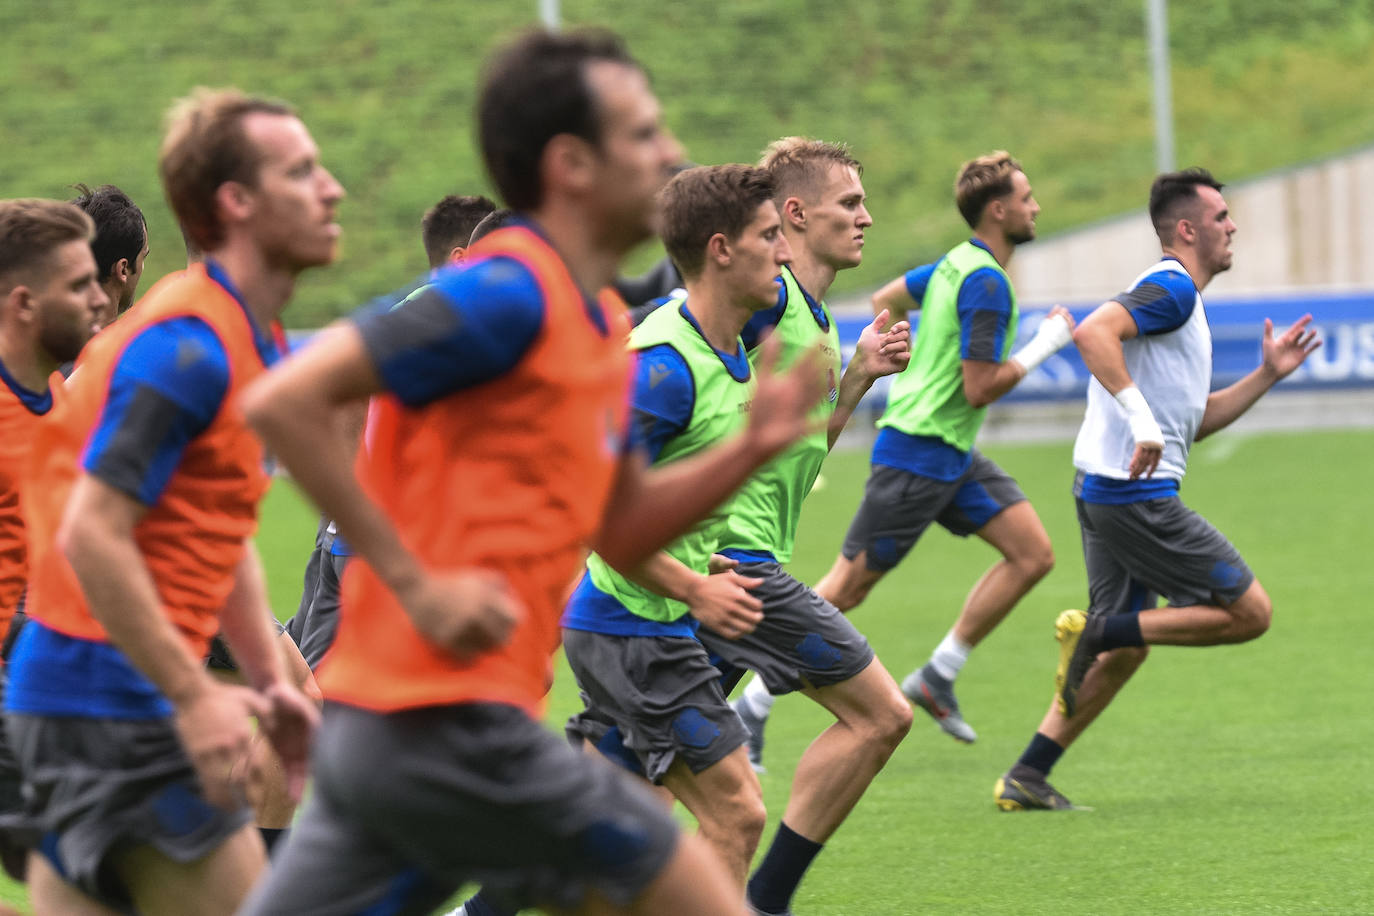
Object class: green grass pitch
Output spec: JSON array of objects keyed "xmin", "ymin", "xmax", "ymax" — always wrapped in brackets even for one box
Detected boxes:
[{"xmin": 3, "ymin": 427, "xmax": 1369, "ymax": 914}]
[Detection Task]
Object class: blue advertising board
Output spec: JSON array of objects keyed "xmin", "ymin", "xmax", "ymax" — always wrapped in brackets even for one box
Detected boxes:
[{"xmin": 835, "ymin": 290, "xmax": 1374, "ymax": 405}]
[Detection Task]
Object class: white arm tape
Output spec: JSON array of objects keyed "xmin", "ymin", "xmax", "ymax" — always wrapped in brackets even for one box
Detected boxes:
[
  {"xmin": 1009, "ymin": 313, "xmax": 1073, "ymax": 375},
  {"xmin": 1113, "ymin": 386, "xmax": 1164, "ymax": 446}
]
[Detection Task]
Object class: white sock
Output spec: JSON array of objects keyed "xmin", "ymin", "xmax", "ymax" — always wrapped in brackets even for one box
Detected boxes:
[
  {"xmin": 929, "ymin": 630, "xmax": 971, "ymax": 682},
  {"xmin": 741, "ymin": 674, "xmax": 776, "ymax": 717}
]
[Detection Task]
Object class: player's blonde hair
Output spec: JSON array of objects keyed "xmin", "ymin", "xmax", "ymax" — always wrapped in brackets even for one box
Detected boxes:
[{"xmin": 758, "ymin": 137, "xmax": 862, "ymax": 203}]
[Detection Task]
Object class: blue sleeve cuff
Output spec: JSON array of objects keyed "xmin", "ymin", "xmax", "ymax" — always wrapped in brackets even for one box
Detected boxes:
[
  {"xmin": 356, "ymin": 257, "xmax": 546, "ymax": 407},
  {"xmin": 957, "ymin": 267, "xmax": 1012, "ymax": 361},
  {"xmin": 903, "ymin": 262, "xmax": 938, "ymax": 304},
  {"xmin": 628, "ymin": 344, "xmax": 694, "ymax": 462},
  {"xmin": 1116, "ymin": 269, "xmax": 1197, "ymax": 335},
  {"xmin": 82, "ymin": 317, "xmax": 229, "ymax": 505}
]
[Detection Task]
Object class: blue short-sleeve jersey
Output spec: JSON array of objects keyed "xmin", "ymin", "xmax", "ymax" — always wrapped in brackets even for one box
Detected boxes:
[
  {"xmin": 629, "ymin": 344, "xmax": 695, "ymax": 463},
  {"xmin": 903, "ymin": 262, "xmax": 938, "ymax": 305},
  {"xmin": 82, "ymin": 317, "xmax": 230, "ymax": 507},
  {"xmin": 739, "ymin": 278, "xmax": 788, "ymax": 352},
  {"xmin": 355, "ymin": 256, "xmax": 545, "ymax": 408},
  {"xmin": 956, "ymin": 241, "xmax": 1013, "ymax": 363},
  {"xmin": 1112, "ymin": 259, "xmax": 1198, "ymax": 335}
]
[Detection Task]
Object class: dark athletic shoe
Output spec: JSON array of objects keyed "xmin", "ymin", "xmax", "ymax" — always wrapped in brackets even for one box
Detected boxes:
[{"xmin": 994, "ymin": 769, "xmax": 1087, "ymax": 811}]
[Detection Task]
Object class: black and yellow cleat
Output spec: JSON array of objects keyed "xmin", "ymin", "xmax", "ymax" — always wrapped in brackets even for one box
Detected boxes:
[
  {"xmin": 994, "ymin": 770, "xmax": 1087, "ymax": 811},
  {"xmin": 1054, "ymin": 608, "xmax": 1098, "ymax": 718}
]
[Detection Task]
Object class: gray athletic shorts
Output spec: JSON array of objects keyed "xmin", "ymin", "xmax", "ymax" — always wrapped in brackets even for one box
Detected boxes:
[
  {"xmin": 5, "ymin": 713, "xmax": 252, "ymax": 910},
  {"xmin": 284, "ymin": 520, "xmax": 347, "ymax": 670},
  {"xmin": 563, "ymin": 630, "xmax": 747, "ymax": 782},
  {"xmin": 842, "ymin": 452, "xmax": 1027, "ymax": 571},
  {"xmin": 240, "ymin": 701, "xmax": 680, "ymax": 916},
  {"xmin": 0, "ymin": 674, "xmax": 31, "ymax": 880},
  {"xmin": 1075, "ymin": 485, "xmax": 1255, "ymax": 617},
  {"xmin": 697, "ymin": 563, "xmax": 874, "ymax": 695}
]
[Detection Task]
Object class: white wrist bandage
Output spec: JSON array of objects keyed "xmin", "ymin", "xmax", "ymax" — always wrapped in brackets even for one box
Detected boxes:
[
  {"xmin": 1113, "ymin": 386, "xmax": 1164, "ymax": 446},
  {"xmin": 1010, "ymin": 313, "xmax": 1073, "ymax": 375}
]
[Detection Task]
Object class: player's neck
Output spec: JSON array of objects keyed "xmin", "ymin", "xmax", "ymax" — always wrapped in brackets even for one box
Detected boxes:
[
  {"xmin": 973, "ymin": 228, "xmax": 1014, "ymax": 269},
  {"xmin": 206, "ymin": 245, "xmax": 298, "ymax": 331},
  {"xmin": 527, "ymin": 207, "xmax": 625, "ymax": 299},
  {"xmin": 785, "ymin": 249, "xmax": 836, "ymax": 304},
  {"xmin": 683, "ymin": 276, "xmax": 755, "ymax": 351},
  {"xmin": 1160, "ymin": 247, "xmax": 1212, "ymax": 291},
  {"xmin": 0, "ymin": 333, "xmax": 53, "ymax": 394}
]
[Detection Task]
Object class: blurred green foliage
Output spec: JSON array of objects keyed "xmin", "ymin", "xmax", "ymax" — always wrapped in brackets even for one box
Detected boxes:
[{"xmin": 4, "ymin": 0, "xmax": 1374, "ymax": 325}]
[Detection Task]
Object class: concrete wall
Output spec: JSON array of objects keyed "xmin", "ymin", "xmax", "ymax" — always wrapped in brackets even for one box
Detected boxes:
[{"xmin": 1008, "ymin": 144, "xmax": 1374, "ymax": 304}]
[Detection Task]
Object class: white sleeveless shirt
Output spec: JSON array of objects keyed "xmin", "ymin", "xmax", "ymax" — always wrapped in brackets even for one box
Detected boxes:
[{"xmin": 1073, "ymin": 260, "xmax": 1212, "ymax": 482}]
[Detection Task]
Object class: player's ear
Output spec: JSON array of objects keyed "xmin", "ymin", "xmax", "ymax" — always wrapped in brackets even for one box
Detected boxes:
[
  {"xmin": 782, "ymin": 197, "xmax": 806, "ymax": 230},
  {"xmin": 3, "ymin": 286, "xmax": 35, "ymax": 325},
  {"xmin": 706, "ymin": 232, "xmax": 730, "ymax": 268},
  {"xmin": 986, "ymin": 196, "xmax": 1006, "ymax": 224},
  {"xmin": 216, "ymin": 180, "xmax": 256, "ymax": 228},
  {"xmin": 544, "ymin": 133, "xmax": 596, "ymax": 195}
]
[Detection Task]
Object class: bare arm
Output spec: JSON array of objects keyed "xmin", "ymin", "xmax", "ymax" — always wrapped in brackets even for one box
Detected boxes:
[
  {"xmin": 243, "ymin": 323, "xmax": 521, "ymax": 660},
  {"xmin": 1072, "ymin": 302, "xmax": 1139, "ymax": 395},
  {"xmin": 960, "ymin": 358, "xmax": 1026, "ymax": 409},
  {"xmin": 60, "ymin": 476, "xmax": 270, "ymax": 808},
  {"xmin": 214, "ymin": 541, "xmax": 320, "ymax": 800},
  {"xmin": 215, "ymin": 541, "xmax": 288, "ymax": 692},
  {"xmin": 829, "ymin": 309, "xmax": 911, "ymax": 449},
  {"xmin": 592, "ymin": 336, "xmax": 825, "ymax": 570},
  {"xmin": 872, "ymin": 276, "xmax": 919, "ymax": 329},
  {"xmin": 626, "ymin": 552, "xmax": 763, "ymax": 639},
  {"xmin": 962, "ymin": 305, "xmax": 1076, "ymax": 408},
  {"xmin": 1074, "ymin": 302, "xmax": 1165, "ymax": 479},
  {"xmin": 60, "ymin": 475, "xmax": 214, "ymax": 706},
  {"xmin": 1197, "ymin": 315, "xmax": 1320, "ymax": 440}
]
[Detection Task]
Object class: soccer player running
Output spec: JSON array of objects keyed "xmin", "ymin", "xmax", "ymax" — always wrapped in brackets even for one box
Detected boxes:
[
  {"xmin": 994, "ymin": 167, "xmax": 1319, "ymax": 811},
  {"xmin": 287, "ymin": 191, "xmax": 496, "ymax": 672},
  {"xmin": 240, "ymin": 30, "xmax": 822, "ymax": 916},
  {"xmin": 694, "ymin": 138, "xmax": 914, "ymax": 916},
  {"xmin": 0, "ymin": 200, "xmax": 108, "ymax": 903},
  {"xmin": 759, "ymin": 151, "xmax": 1076, "ymax": 747},
  {"xmin": 4, "ymin": 89, "xmax": 327, "ymax": 915},
  {"xmin": 559, "ymin": 163, "xmax": 798, "ymax": 889}
]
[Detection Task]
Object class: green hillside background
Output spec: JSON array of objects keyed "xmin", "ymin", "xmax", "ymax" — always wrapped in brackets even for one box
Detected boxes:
[{"xmin": 5, "ymin": 0, "xmax": 1374, "ymax": 326}]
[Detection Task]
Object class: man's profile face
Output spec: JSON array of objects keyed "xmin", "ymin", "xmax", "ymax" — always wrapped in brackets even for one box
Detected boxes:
[
  {"xmin": 802, "ymin": 163, "xmax": 872, "ymax": 272},
  {"xmin": 239, "ymin": 113, "xmax": 345, "ymax": 272},
  {"xmin": 727, "ymin": 200, "xmax": 792, "ymax": 309},
  {"xmin": 1191, "ymin": 185, "xmax": 1236, "ymax": 275},
  {"xmin": 584, "ymin": 61, "xmax": 683, "ymax": 248},
  {"xmin": 34, "ymin": 239, "xmax": 107, "ymax": 363},
  {"xmin": 1000, "ymin": 170, "xmax": 1040, "ymax": 245}
]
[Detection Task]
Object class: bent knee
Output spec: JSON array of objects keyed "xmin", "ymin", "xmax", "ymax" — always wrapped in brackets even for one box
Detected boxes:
[
  {"xmin": 711, "ymin": 783, "xmax": 766, "ymax": 840},
  {"xmin": 1012, "ymin": 542, "xmax": 1055, "ymax": 584},
  {"xmin": 867, "ymin": 682, "xmax": 914, "ymax": 746},
  {"xmin": 1233, "ymin": 596, "xmax": 1272, "ymax": 641}
]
